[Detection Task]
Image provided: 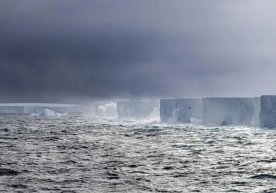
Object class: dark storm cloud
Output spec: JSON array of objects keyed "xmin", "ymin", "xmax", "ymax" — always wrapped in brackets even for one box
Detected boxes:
[{"xmin": 0, "ymin": 0, "xmax": 276, "ymax": 102}]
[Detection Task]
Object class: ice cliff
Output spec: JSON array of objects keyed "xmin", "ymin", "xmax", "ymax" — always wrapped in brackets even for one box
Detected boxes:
[
  {"xmin": 160, "ymin": 98, "xmax": 203, "ymax": 123},
  {"xmin": 259, "ymin": 95, "xmax": 276, "ymax": 128},
  {"xmin": 202, "ymin": 97, "xmax": 258, "ymax": 126},
  {"xmin": 0, "ymin": 103, "xmax": 84, "ymax": 115}
]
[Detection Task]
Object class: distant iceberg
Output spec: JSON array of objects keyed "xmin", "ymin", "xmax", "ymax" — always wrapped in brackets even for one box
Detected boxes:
[
  {"xmin": 0, "ymin": 103, "xmax": 84, "ymax": 115},
  {"xmin": 30, "ymin": 109, "xmax": 67, "ymax": 117}
]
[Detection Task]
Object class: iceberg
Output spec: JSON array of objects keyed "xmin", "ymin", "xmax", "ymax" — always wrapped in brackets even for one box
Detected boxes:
[
  {"xmin": 259, "ymin": 95, "xmax": 276, "ymax": 128},
  {"xmin": 0, "ymin": 105, "xmax": 25, "ymax": 114},
  {"xmin": 117, "ymin": 100, "xmax": 159, "ymax": 120},
  {"xmin": 31, "ymin": 108, "xmax": 67, "ymax": 117},
  {"xmin": 160, "ymin": 98, "xmax": 203, "ymax": 123},
  {"xmin": 252, "ymin": 97, "xmax": 261, "ymax": 127},
  {"xmin": 0, "ymin": 103, "xmax": 84, "ymax": 115},
  {"xmin": 202, "ymin": 97, "xmax": 257, "ymax": 126}
]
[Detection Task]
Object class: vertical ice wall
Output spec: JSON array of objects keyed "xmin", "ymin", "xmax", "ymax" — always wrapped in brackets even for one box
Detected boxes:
[
  {"xmin": 259, "ymin": 95, "xmax": 276, "ymax": 129},
  {"xmin": 23, "ymin": 105, "xmax": 44, "ymax": 114},
  {"xmin": 44, "ymin": 106, "xmax": 83, "ymax": 115},
  {"xmin": 203, "ymin": 97, "xmax": 256, "ymax": 126},
  {"xmin": 252, "ymin": 97, "xmax": 260, "ymax": 127},
  {"xmin": 117, "ymin": 100, "xmax": 159, "ymax": 120},
  {"xmin": 160, "ymin": 98, "xmax": 203, "ymax": 123},
  {"xmin": 0, "ymin": 106, "xmax": 24, "ymax": 114},
  {"xmin": 0, "ymin": 103, "xmax": 85, "ymax": 115}
]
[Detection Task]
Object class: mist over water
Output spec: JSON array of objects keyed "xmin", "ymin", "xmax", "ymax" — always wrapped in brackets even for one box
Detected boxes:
[{"xmin": 0, "ymin": 115, "xmax": 275, "ymax": 193}]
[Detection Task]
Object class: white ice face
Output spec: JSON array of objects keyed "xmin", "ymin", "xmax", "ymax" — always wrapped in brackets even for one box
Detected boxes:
[
  {"xmin": 0, "ymin": 106, "xmax": 24, "ymax": 114},
  {"xmin": 202, "ymin": 97, "xmax": 259, "ymax": 127},
  {"xmin": 160, "ymin": 98, "xmax": 203, "ymax": 124},
  {"xmin": 259, "ymin": 95, "xmax": 276, "ymax": 128},
  {"xmin": 0, "ymin": 103, "xmax": 83, "ymax": 116}
]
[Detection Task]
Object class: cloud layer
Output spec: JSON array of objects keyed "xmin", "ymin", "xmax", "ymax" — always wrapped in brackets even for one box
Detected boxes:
[{"xmin": 1, "ymin": 0, "xmax": 276, "ymax": 102}]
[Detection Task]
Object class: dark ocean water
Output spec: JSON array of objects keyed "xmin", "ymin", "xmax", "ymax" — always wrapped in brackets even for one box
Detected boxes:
[{"xmin": 0, "ymin": 116, "xmax": 275, "ymax": 193}]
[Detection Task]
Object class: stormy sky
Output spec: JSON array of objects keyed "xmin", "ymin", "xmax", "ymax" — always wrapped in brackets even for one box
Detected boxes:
[{"xmin": 1, "ymin": 0, "xmax": 276, "ymax": 102}]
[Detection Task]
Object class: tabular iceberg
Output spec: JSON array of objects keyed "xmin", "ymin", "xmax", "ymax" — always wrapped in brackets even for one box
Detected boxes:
[
  {"xmin": 252, "ymin": 97, "xmax": 261, "ymax": 127},
  {"xmin": 0, "ymin": 105, "xmax": 25, "ymax": 114},
  {"xmin": 203, "ymin": 97, "xmax": 258, "ymax": 126},
  {"xmin": 117, "ymin": 100, "xmax": 159, "ymax": 120},
  {"xmin": 0, "ymin": 103, "xmax": 84, "ymax": 115},
  {"xmin": 259, "ymin": 95, "xmax": 276, "ymax": 129},
  {"xmin": 31, "ymin": 109, "xmax": 67, "ymax": 117},
  {"xmin": 160, "ymin": 98, "xmax": 203, "ymax": 123}
]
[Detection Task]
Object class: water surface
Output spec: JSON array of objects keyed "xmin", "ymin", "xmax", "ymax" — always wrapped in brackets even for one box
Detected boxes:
[{"xmin": 0, "ymin": 116, "xmax": 275, "ymax": 193}]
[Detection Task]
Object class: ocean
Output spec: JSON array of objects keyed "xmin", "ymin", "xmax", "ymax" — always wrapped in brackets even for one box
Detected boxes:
[{"xmin": 0, "ymin": 116, "xmax": 275, "ymax": 193}]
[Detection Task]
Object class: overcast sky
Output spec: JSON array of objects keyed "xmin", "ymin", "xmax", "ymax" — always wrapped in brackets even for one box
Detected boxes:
[{"xmin": 0, "ymin": 0, "xmax": 276, "ymax": 102}]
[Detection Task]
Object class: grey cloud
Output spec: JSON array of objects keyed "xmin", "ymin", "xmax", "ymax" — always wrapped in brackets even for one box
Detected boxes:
[{"xmin": 0, "ymin": 0, "xmax": 276, "ymax": 102}]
